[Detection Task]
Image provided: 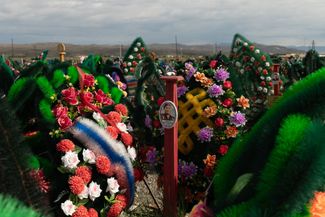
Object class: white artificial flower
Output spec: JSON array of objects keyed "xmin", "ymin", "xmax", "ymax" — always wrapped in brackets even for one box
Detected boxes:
[
  {"xmin": 78, "ymin": 186, "xmax": 88, "ymax": 200},
  {"xmin": 240, "ymin": 69, "xmax": 245, "ymax": 74},
  {"xmin": 61, "ymin": 200, "xmax": 76, "ymax": 216},
  {"xmin": 266, "ymin": 76, "xmax": 272, "ymax": 81},
  {"xmin": 82, "ymin": 149, "xmax": 96, "ymax": 164},
  {"xmin": 127, "ymin": 62, "xmax": 132, "ymax": 66},
  {"xmin": 61, "ymin": 151, "xmax": 80, "ymax": 169},
  {"xmin": 92, "ymin": 112, "xmax": 107, "ymax": 128},
  {"xmin": 263, "ymin": 88, "xmax": 268, "ymax": 93},
  {"xmin": 128, "ymin": 55, "xmax": 134, "ymax": 60},
  {"xmin": 235, "ymin": 61, "xmax": 241, "ymax": 67},
  {"xmin": 265, "ymin": 62, "xmax": 270, "ymax": 67},
  {"xmin": 255, "ymin": 49, "xmax": 260, "ymax": 54},
  {"xmin": 260, "ymin": 76, "xmax": 265, "ymax": 80},
  {"xmin": 127, "ymin": 146, "xmax": 137, "ymax": 161},
  {"xmin": 243, "ymin": 42, "xmax": 248, "ymax": 46},
  {"xmin": 136, "ymin": 42, "xmax": 142, "ymax": 47},
  {"xmin": 124, "ymin": 68, "xmax": 128, "ymax": 73},
  {"xmin": 257, "ymin": 86, "xmax": 263, "ymax": 91},
  {"xmin": 106, "ymin": 177, "xmax": 120, "ymax": 195},
  {"xmin": 251, "ymin": 57, "xmax": 255, "ymax": 62},
  {"xmin": 88, "ymin": 181, "xmax": 102, "ymax": 201},
  {"xmin": 258, "ymin": 67, "xmax": 263, "ymax": 72},
  {"xmin": 116, "ymin": 122, "xmax": 128, "ymax": 133},
  {"xmin": 134, "ymin": 47, "xmax": 139, "ymax": 52}
]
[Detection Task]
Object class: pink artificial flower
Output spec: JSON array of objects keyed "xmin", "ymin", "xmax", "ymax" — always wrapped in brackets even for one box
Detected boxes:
[
  {"xmin": 88, "ymin": 181, "xmax": 102, "ymax": 201},
  {"xmin": 61, "ymin": 87, "xmax": 79, "ymax": 105},
  {"xmin": 52, "ymin": 104, "xmax": 68, "ymax": 118},
  {"xmin": 57, "ymin": 115, "xmax": 73, "ymax": 130},
  {"xmin": 80, "ymin": 91, "xmax": 94, "ymax": 104},
  {"xmin": 83, "ymin": 74, "xmax": 95, "ymax": 87},
  {"xmin": 95, "ymin": 89, "xmax": 113, "ymax": 105}
]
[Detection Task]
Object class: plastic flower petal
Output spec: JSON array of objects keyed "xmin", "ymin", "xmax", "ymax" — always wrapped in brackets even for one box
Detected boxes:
[
  {"xmin": 106, "ymin": 177, "xmax": 120, "ymax": 195},
  {"xmin": 61, "ymin": 151, "xmax": 80, "ymax": 170},
  {"xmin": 61, "ymin": 200, "xmax": 76, "ymax": 216},
  {"xmin": 88, "ymin": 181, "xmax": 102, "ymax": 201}
]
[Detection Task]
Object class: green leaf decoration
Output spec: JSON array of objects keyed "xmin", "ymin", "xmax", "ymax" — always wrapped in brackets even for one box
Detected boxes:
[
  {"xmin": 39, "ymin": 99, "xmax": 55, "ymax": 125},
  {"xmin": 96, "ymin": 75, "xmax": 110, "ymax": 93},
  {"xmin": 111, "ymin": 87, "xmax": 123, "ymax": 103},
  {"xmin": 67, "ymin": 66, "xmax": 79, "ymax": 85},
  {"xmin": 36, "ymin": 77, "xmax": 56, "ymax": 101},
  {"xmin": 226, "ymin": 173, "xmax": 253, "ymax": 203},
  {"xmin": 7, "ymin": 77, "xmax": 37, "ymax": 112},
  {"xmin": 50, "ymin": 69, "xmax": 65, "ymax": 89},
  {"xmin": 0, "ymin": 194, "xmax": 48, "ymax": 217},
  {"xmin": 81, "ymin": 54, "xmax": 103, "ymax": 74},
  {"xmin": 0, "ymin": 56, "xmax": 14, "ymax": 93}
]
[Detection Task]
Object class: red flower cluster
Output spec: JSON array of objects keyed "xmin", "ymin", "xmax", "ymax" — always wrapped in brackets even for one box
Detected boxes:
[
  {"xmin": 121, "ymin": 132, "xmax": 133, "ymax": 146},
  {"xmin": 88, "ymin": 208, "xmax": 98, "ymax": 217},
  {"xmin": 96, "ymin": 155, "xmax": 111, "ymax": 175},
  {"xmin": 75, "ymin": 166, "xmax": 92, "ymax": 184},
  {"xmin": 68, "ymin": 176, "xmax": 85, "ymax": 195},
  {"xmin": 72, "ymin": 206, "xmax": 89, "ymax": 217},
  {"xmin": 114, "ymin": 104, "xmax": 128, "ymax": 116},
  {"xmin": 106, "ymin": 111, "xmax": 122, "ymax": 124},
  {"xmin": 95, "ymin": 89, "xmax": 113, "ymax": 106},
  {"xmin": 83, "ymin": 74, "xmax": 95, "ymax": 87},
  {"xmin": 107, "ymin": 195, "xmax": 127, "ymax": 217},
  {"xmin": 56, "ymin": 139, "xmax": 75, "ymax": 153},
  {"xmin": 62, "ymin": 87, "xmax": 79, "ymax": 105},
  {"xmin": 106, "ymin": 126, "xmax": 119, "ymax": 139}
]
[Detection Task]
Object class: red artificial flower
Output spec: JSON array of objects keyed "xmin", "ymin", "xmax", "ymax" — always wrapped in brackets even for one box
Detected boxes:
[
  {"xmin": 106, "ymin": 111, "xmax": 122, "ymax": 124},
  {"xmin": 214, "ymin": 117, "xmax": 224, "ymax": 127},
  {"xmin": 129, "ymin": 67, "xmax": 135, "ymax": 73},
  {"xmin": 310, "ymin": 191, "xmax": 325, "ymax": 217},
  {"xmin": 52, "ymin": 104, "xmax": 68, "ymax": 118},
  {"xmin": 260, "ymin": 81, "xmax": 266, "ymax": 87},
  {"xmin": 61, "ymin": 87, "xmax": 79, "ymax": 105},
  {"xmin": 80, "ymin": 91, "xmax": 94, "ymax": 104},
  {"xmin": 262, "ymin": 69, "xmax": 268, "ymax": 75},
  {"xmin": 106, "ymin": 126, "xmax": 119, "ymax": 140},
  {"xmin": 88, "ymin": 208, "xmax": 98, "ymax": 217},
  {"xmin": 218, "ymin": 145, "xmax": 229, "ymax": 156},
  {"xmin": 95, "ymin": 89, "xmax": 113, "ymax": 105},
  {"xmin": 75, "ymin": 166, "xmax": 92, "ymax": 184},
  {"xmin": 96, "ymin": 155, "xmax": 111, "ymax": 175},
  {"xmin": 115, "ymin": 194, "xmax": 127, "ymax": 209},
  {"xmin": 268, "ymin": 82, "xmax": 273, "ymax": 87},
  {"xmin": 133, "ymin": 167, "xmax": 144, "ymax": 182},
  {"xmin": 72, "ymin": 205, "xmax": 89, "ymax": 217},
  {"xmin": 29, "ymin": 169, "xmax": 50, "ymax": 193},
  {"xmin": 56, "ymin": 139, "xmax": 75, "ymax": 153},
  {"xmin": 157, "ymin": 97, "xmax": 165, "ymax": 106},
  {"xmin": 152, "ymin": 119, "xmax": 161, "ymax": 128},
  {"xmin": 141, "ymin": 47, "xmax": 145, "ymax": 52},
  {"xmin": 223, "ymin": 81, "xmax": 232, "ymax": 89},
  {"xmin": 222, "ymin": 98, "xmax": 233, "ymax": 107},
  {"xmin": 121, "ymin": 132, "xmax": 133, "ymax": 146},
  {"xmin": 209, "ymin": 60, "xmax": 217, "ymax": 68},
  {"xmin": 83, "ymin": 74, "xmax": 95, "ymax": 87},
  {"xmin": 68, "ymin": 176, "xmax": 85, "ymax": 195},
  {"xmin": 57, "ymin": 115, "xmax": 73, "ymax": 130},
  {"xmin": 114, "ymin": 104, "xmax": 128, "ymax": 116},
  {"xmin": 107, "ymin": 203, "xmax": 124, "ymax": 217},
  {"xmin": 249, "ymin": 45, "xmax": 255, "ymax": 51},
  {"xmin": 132, "ymin": 61, "xmax": 137, "ymax": 67},
  {"xmin": 261, "ymin": 55, "xmax": 266, "ymax": 62},
  {"xmin": 137, "ymin": 53, "xmax": 142, "ymax": 60}
]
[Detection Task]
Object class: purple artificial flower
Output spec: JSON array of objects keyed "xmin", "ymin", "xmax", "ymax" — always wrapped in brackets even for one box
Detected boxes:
[
  {"xmin": 178, "ymin": 160, "xmax": 198, "ymax": 179},
  {"xmin": 197, "ymin": 127, "xmax": 214, "ymax": 143},
  {"xmin": 177, "ymin": 85, "xmax": 188, "ymax": 97},
  {"xmin": 146, "ymin": 148, "xmax": 158, "ymax": 164},
  {"xmin": 185, "ymin": 62, "xmax": 196, "ymax": 81},
  {"xmin": 214, "ymin": 68, "xmax": 230, "ymax": 81},
  {"xmin": 145, "ymin": 115, "xmax": 152, "ymax": 128},
  {"xmin": 229, "ymin": 111, "xmax": 247, "ymax": 127},
  {"xmin": 207, "ymin": 84, "xmax": 224, "ymax": 98}
]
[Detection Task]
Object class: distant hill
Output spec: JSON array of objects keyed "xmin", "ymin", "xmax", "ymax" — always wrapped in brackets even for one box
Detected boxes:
[{"xmin": 0, "ymin": 42, "xmax": 304, "ymax": 58}]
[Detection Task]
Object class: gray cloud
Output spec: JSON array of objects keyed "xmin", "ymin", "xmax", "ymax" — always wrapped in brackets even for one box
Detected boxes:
[{"xmin": 0, "ymin": 0, "xmax": 324, "ymax": 45}]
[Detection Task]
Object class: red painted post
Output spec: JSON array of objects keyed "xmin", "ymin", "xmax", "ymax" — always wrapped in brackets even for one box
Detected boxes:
[
  {"xmin": 272, "ymin": 64, "xmax": 280, "ymax": 96},
  {"xmin": 161, "ymin": 76, "xmax": 183, "ymax": 217}
]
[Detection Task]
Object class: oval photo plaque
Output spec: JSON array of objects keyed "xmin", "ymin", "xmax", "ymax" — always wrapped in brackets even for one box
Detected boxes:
[{"xmin": 159, "ymin": 100, "xmax": 178, "ymax": 129}]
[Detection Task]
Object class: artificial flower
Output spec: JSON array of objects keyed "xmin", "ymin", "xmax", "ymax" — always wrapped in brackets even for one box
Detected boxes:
[
  {"xmin": 77, "ymin": 186, "xmax": 88, "ymax": 200},
  {"xmin": 178, "ymin": 160, "xmax": 198, "ymax": 179},
  {"xmin": 310, "ymin": 191, "xmax": 325, "ymax": 217},
  {"xmin": 207, "ymin": 84, "xmax": 224, "ymax": 98},
  {"xmin": 222, "ymin": 98, "xmax": 233, "ymax": 107},
  {"xmin": 152, "ymin": 119, "xmax": 161, "ymax": 128},
  {"xmin": 203, "ymin": 154, "xmax": 217, "ymax": 168},
  {"xmin": 95, "ymin": 89, "xmax": 113, "ymax": 105},
  {"xmin": 80, "ymin": 91, "xmax": 94, "ymax": 104},
  {"xmin": 223, "ymin": 80, "xmax": 232, "ymax": 89},
  {"xmin": 72, "ymin": 205, "xmax": 88, "ymax": 217},
  {"xmin": 116, "ymin": 122, "xmax": 128, "ymax": 133},
  {"xmin": 225, "ymin": 126, "xmax": 238, "ymax": 138},
  {"xmin": 144, "ymin": 115, "xmax": 152, "ymax": 128},
  {"xmin": 61, "ymin": 151, "xmax": 80, "ymax": 170},
  {"xmin": 58, "ymin": 115, "xmax": 73, "ymax": 130},
  {"xmin": 75, "ymin": 166, "xmax": 92, "ymax": 184},
  {"xmin": 93, "ymin": 112, "xmax": 107, "ymax": 127},
  {"xmin": 88, "ymin": 208, "xmax": 98, "ymax": 217},
  {"xmin": 52, "ymin": 104, "xmax": 68, "ymax": 118},
  {"xmin": 114, "ymin": 104, "xmax": 128, "ymax": 116},
  {"xmin": 106, "ymin": 177, "xmax": 120, "ymax": 195},
  {"xmin": 121, "ymin": 132, "xmax": 133, "ymax": 146},
  {"xmin": 146, "ymin": 148, "xmax": 158, "ymax": 164},
  {"xmin": 214, "ymin": 68, "xmax": 230, "ymax": 81},
  {"xmin": 83, "ymin": 74, "xmax": 95, "ymax": 87},
  {"xmin": 29, "ymin": 169, "xmax": 50, "ymax": 193},
  {"xmin": 229, "ymin": 112, "xmax": 247, "ymax": 127},
  {"xmin": 61, "ymin": 87, "xmax": 79, "ymax": 105},
  {"xmin": 68, "ymin": 176, "xmax": 86, "ymax": 195},
  {"xmin": 96, "ymin": 155, "xmax": 111, "ymax": 175},
  {"xmin": 237, "ymin": 95, "xmax": 250, "ymax": 109},
  {"xmin": 88, "ymin": 181, "xmax": 102, "ymax": 201},
  {"xmin": 107, "ymin": 202, "xmax": 124, "ymax": 217},
  {"xmin": 61, "ymin": 200, "xmax": 76, "ymax": 216},
  {"xmin": 133, "ymin": 167, "xmax": 144, "ymax": 182},
  {"xmin": 202, "ymin": 106, "xmax": 218, "ymax": 118},
  {"xmin": 157, "ymin": 97, "xmax": 165, "ymax": 106},
  {"xmin": 106, "ymin": 126, "xmax": 119, "ymax": 139},
  {"xmin": 82, "ymin": 149, "xmax": 96, "ymax": 164},
  {"xmin": 177, "ymin": 85, "xmax": 188, "ymax": 97},
  {"xmin": 197, "ymin": 127, "xmax": 214, "ymax": 143},
  {"xmin": 127, "ymin": 146, "xmax": 137, "ymax": 161},
  {"xmin": 218, "ymin": 145, "xmax": 229, "ymax": 156},
  {"xmin": 56, "ymin": 139, "xmax": 75, "ymax": 153},
  {"xmin": 215, "ymin": 117, "xmax": 224, "ymax": 127},
  {"xmin": 106, "ymin": 111, "xmax": 122, "ymax": 124},
  {"xmin": 209, "ymin": 60, "xmax": 217, "ymax": 68}
]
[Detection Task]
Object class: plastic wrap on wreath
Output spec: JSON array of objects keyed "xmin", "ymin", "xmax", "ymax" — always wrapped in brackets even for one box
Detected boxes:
[{"xmin": 178, "ymin": 87, "xmax": 216, "ymax": 155}]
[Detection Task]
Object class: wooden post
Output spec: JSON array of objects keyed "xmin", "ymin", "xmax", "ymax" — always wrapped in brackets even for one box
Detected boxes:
[
  {"xmin": 57, "ymin": 43, "xmax": 66, "ymax": 62},
  {"xmin": 161, "ymin": 76, "xmax": 183, "ymax": 217}
]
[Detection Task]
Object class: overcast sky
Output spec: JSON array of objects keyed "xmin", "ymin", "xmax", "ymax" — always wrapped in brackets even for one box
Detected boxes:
[{"xmin": 1, "ymin": 0, "xmax": 324, "ymax": 46}]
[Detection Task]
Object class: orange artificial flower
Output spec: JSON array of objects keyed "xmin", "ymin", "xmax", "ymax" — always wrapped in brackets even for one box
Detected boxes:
[
  {"xmin": 225, "ymin": 126, "xmax": 238, "ymax": 138},
  {"xmin": 311, "ymin": 191, "xmax": 325, "ymax": 217},
  {"xmin": 203, "ymin": 154, "xmax": 217, "ymax": 168},
  {"xmin": 237, "ymin": 95, "xmax": 250, "ymax": 109},
  {"xmin": 202, "ymin": 106, "xmax": 218, "ymax": 118}
]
